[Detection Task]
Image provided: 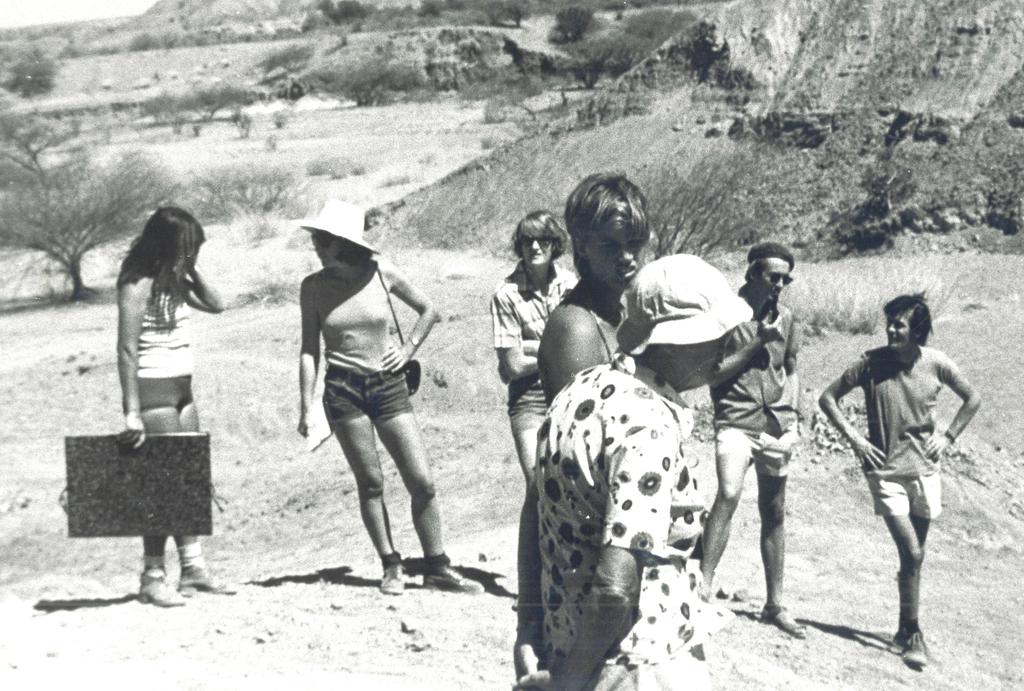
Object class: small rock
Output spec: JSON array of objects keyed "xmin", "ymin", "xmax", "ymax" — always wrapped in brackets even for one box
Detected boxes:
[
  {"xmin": 478, "ymin": 553, "xmax": 488, "ymax": 562},
  {"xmin": 401, "ymin": 618, "xmax": 420, "ymax": 634}
]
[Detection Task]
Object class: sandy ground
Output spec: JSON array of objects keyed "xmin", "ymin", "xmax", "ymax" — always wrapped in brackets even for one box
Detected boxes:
[{"xmin": 2, "ymin": 238, "xmax": 1024, "ymax": 689}]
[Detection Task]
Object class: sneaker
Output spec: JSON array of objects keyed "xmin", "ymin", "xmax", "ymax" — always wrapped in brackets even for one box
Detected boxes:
[
  {"xmin": 902, "ymin": 631, "xmax": 929, "ymax": 669},
  {"xmin": 380, "ymin": 564, "xmax": 405, "ymax": 596},
  {"xmin": 178, "ymin": 565, "xmax": 238, "ymax": 596},
  {"xmin": 422, "ymin": 566, "xmax": 483, "ymax": 594},
  {"xmin": 139, "ymin": 571, "xmax": 186, "ymax": 607}
]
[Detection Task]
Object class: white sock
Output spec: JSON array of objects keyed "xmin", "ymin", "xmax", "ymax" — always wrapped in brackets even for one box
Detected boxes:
[
  {"xmin": 143, "ymin": 555, "xmax": 165, "ymax": 576},
  {"xmin": 178, "ymin": 542, "xmax": 206, "ymax": 571}
]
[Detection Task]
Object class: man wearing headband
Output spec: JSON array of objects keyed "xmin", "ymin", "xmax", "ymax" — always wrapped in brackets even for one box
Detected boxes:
[
  {"xmin": 514, "ymin": 255, "xmax": 750, "ymax": 690},
  {"xmin": 700, "ymin": 241, "xmax": 807, "ymax": 639}
]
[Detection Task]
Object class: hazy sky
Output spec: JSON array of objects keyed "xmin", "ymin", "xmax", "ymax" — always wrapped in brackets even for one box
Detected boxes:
[{"xmin": 0, "ymin": 0, "xmax": 159, "ymax": 28}]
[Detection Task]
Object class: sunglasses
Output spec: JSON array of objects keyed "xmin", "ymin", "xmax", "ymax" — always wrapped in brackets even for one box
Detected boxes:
[
  {"xmin": 766, "ymin": 272, "xmax": 794, "ymax": 286},
  {"xmin": 520, "ymin": 237, "xmax": 554, "ymax": 249}
]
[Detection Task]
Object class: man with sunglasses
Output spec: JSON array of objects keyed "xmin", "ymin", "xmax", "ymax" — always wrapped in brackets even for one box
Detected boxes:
[{"xmin": 700, "ymin": 242, "xmax": 808, "ymax": 639}]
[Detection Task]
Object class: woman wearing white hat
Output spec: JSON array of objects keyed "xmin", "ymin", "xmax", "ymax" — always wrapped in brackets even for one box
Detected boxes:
[{"xmin": 297, "ymin": 199, "xmax": 481, "ymax": 596}]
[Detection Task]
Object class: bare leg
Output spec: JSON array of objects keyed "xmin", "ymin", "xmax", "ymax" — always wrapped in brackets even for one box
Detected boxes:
[
  {"xmin": 700, "ymin": 438, "xmax": 750, "ymax": 592},
  {"xmin": 510, "ymin": 419, "xmax": 541, "ymax": 486},
  {"xmin": 884, "ymin": 514, "xmax": 929, "ymax": 629},
  {"xmin": 374, "ymin": 413, "xmax": 444, "ymax": 558},
  {"xmin": 332, "ymin": 414, "xmax": 396, "ymax": 558},
  {"xmin": 757, "ymin": 472, "xmax": 787, "ymax": 608},
  {"xmin": 140, "ymin": 404, "xmax": 184, "ymax": 558}
]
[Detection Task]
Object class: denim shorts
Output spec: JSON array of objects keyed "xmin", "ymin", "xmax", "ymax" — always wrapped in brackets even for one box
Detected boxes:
[
  {"xmin": 323, "ymin": 365, "xmax": 413, "ymax": 424},
  {"xmin": 508, "ymin": 375, "xmax": 547, "ymax": 432}
]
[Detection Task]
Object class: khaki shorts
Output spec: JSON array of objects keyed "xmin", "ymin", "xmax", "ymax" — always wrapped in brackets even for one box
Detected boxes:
[
  {"xmin": 865, "ymin": 473, "xmax": 942, "ymax": 519},
  {"xmin": 715, "ymin": 427, "xmax": 798, "ymax": 478}
]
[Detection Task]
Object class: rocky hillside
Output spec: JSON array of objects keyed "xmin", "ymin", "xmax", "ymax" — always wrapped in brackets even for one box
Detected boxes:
[
  {"xmin": 140, "ymin": 0, "xmax": 313, "ymax": 28},
  {"xmin": 379, "ymin": 0, "xmax": 1024, "ymax": 256}
]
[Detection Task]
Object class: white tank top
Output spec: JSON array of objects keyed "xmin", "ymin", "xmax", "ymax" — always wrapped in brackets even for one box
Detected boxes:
[{"xmin": 137, "ymin": 292, "xmax": 193, "ymax": 379}]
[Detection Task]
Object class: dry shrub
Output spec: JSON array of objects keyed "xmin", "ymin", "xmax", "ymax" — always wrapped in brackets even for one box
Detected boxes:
[
  {"xmin": 189, "ymin": 164, "xmax": 300, "ymax": 222},
  {"xmin": 784, "ymin": 257, "xmax": 954, "ymax": 336},
  {"xmin": 309, "ymin": 59, "xmax": 423, "ymax": 106},
  {"xmin": 641, "ymin": 145, "xmax": 771, "ymax": 257},
  {"xmin": 305, "ymin": 154, "xmax": 366, "ymax": 179},
  {"xmin": 381, "ymin": 173, "xmax": 413, "ymax": 187},
  {"xmin": 259, "ymin": 44, "xmax": 315, "ymax": 74},
  {"xmin": 235, "ymin": 272, "xmax": 299, "ymax": 307}
]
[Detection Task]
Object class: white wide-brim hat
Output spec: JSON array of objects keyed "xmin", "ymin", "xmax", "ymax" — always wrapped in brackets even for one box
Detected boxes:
[
  {"xmin": 617, "ymin": 254, "xmax": 752, "ymax": 355},
  {"xmin": 298, "ymin": 199, "xmax": 376, "ymax": 252}
]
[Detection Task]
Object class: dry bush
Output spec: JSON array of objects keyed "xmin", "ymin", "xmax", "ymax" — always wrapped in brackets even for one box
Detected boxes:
[
  {"xmin": 480, "ymin": 136, "xmax": 497, "ymax": 150},
  {"xmin": 305, "ymin": 154, "xmax": 365, "ymax": 179},
  {"xmin": 640, "ymin": 145, "xmax": 771, "ymax": 258},
  {"xmin": 234, "ymin": 272, "xmax": 299, "ymax": 307},
  {"xmin": 188, "ymin": 164, "xmax": 300, "ymax": 222},
  {"xmin": 784, "ymin": 257, "xmax": 954, "ymax": 336},
  {"xmin": 3, "ymin": 45, "xmax": 57, "ymax": 98},
  {"xmin": 381, "ymin": 173, "xmax": 412, "ymax": 187},
  {"xmin": 308, "ymin": 60, "xmax": 423, "ymax": 106},
  {"xmin": 259, "ymin": 44, "xmax": 315, "ymax": 74}
]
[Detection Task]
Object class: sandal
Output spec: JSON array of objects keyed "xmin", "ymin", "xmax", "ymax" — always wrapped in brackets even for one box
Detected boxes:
[{"xmin": 760, "ymin": 604, "xmax": 807, "ymax": 639}]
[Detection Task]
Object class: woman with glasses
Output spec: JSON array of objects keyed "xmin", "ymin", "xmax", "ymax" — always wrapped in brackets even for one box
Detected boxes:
[
  {"xmin": 297, "ymin": 200, "xmax": 482, "ymax": 597},
  {"xmin": 490, "ymin": 211, "xmax": 575, "ymax": 485}
]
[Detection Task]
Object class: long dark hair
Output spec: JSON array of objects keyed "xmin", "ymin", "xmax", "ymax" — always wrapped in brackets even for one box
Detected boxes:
[{"xmin": 118, "ymin": 207, "xmax": 205, "ymax": 321}]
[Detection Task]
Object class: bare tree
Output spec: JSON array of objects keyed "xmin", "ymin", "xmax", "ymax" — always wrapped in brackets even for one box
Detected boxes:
[
  {"xmin": 0, "ymin": 150, "xmax": 177, "ymax": 300},
  {"xmin": 0, "ymin": 111, "xmax": 78, "ymax": 176},
  {"xmin": 641, "ymin": 146, "xmax": 768, "ymax": 258}
]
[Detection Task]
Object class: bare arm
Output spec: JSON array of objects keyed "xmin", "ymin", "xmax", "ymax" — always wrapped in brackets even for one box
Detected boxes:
[
  {"xmin": 379, "ymin": 258, "xmax": 441, "ymax": 372},
  {"xmin": 297, "ymin": 276, "xmax": 320, "ymax": 437},
  {"xmin": 819, "ymin": 376, "xmax": 885, "ymax": 469},
  {"xmin": 925, "ymin": 358, "xmax": 982, "ymax": 457},
  {"xmin": 117, "ymin": 279, "xmax": 149, "ymax": 448},
  {"xmin": 183, "ymin": 264, "xmax": 224, "ymax": 314},
  {"xmin": 538, "ymin": 306, "xmax": 610, "ymax": 402},
  {"xmin": 497, "ymin": 340, "xmax": 540, "ymax": 381}
]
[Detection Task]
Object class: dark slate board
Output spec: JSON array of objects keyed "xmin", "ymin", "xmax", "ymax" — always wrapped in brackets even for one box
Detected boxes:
[{"xmin": 65, "ymin": 433, "xmax": 212, "ymax": 537}]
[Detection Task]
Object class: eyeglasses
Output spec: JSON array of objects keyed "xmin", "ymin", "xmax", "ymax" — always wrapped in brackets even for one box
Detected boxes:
[
  {"xmin": 520, "ymin": 237, "xmax": 554, "ymax": 249},
  {"xmin": 766, "ymin": 272, "xmax": 794, "ymax": 286}
]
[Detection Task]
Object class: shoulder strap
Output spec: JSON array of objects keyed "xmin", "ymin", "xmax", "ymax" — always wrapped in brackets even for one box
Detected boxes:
[
  {"xmin": 376, "ymin": 267, "xmax": 404, "ymax": 345},
  {"xmin": 591, "ymin": 310, "xmax": 614, "ymax": 359}
]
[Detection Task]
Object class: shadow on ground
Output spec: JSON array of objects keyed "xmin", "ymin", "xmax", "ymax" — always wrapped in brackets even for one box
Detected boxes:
[
  {"xmin": 248, "ymin": 561, "xmax": 515, "ymax": 599},
  {"xmin": 34, "ymin": 594, "xmax": 138, "ymax": 612},
  {"xmin": 735, "ymin": 609, "xmax": 895, "ymax": 652}
]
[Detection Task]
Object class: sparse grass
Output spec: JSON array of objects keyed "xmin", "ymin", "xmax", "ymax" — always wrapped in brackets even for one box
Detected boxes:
[
  {"xmin": 784, "ymin": 256, "xmax": 956, "ymax": 336},
  {"xmin": 480, "ymin": 136, "xmax": 497, "ymax": 150}
]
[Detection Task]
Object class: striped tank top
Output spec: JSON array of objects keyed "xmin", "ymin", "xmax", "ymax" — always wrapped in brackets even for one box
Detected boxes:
[{"xmin": 137, "ymin": 292, "xmax": 193, "ymax": 379}]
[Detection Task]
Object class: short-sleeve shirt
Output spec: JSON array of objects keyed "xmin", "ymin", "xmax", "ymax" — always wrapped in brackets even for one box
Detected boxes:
[
  {"xmin": 490, "ymin": 262, "xmax": 576, "ymax": 350},
  {"xmin": 535, "ymin": 354, "xmax": 706, "ymax": 668},
  {"xmin": 839, "ymin": 346, "xmax": 958, "ymax": 479},
  {"xmin": 711, "ymin": 302, "xmax": 798, "ymax": 436}
]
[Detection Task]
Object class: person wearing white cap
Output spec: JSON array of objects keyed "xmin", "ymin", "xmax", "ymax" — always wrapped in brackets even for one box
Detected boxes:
[
  {"xmin": 514, "ymin": 255, "xmax": 749, "ymax": 691},
  {"xmin": 297, "ymin": 199, "xmax": 482, "ymax": 596},
  {"xmin": 699, "ymin": 241, "xmax": 806, "ymax": 639}
]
